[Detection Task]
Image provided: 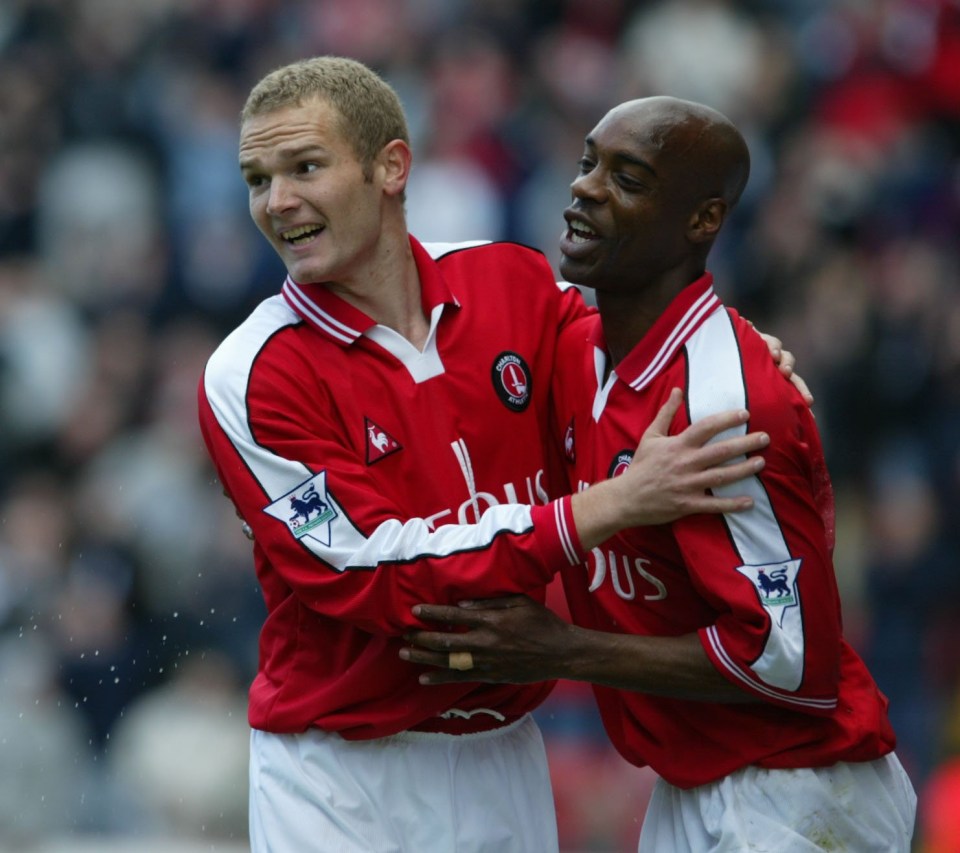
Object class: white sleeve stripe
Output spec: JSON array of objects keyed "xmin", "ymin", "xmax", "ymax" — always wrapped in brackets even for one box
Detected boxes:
[
  {"xmin": 704, "ymin": 627, "xmax": 837, "ymax": 710},
  {"xmin": 343, "ymin": 505, "xmax": 536, "ymax": 569},
  {"xmin": 687, "ymin": 311, "xmax": 806, "ymax": 691},
  {"xmin": 554, "ymin": 498, "xmax": 579, "ymax": 566}
]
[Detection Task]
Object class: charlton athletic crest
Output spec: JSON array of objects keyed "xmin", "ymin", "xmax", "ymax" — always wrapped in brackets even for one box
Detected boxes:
[
  {"xmin": 608, "ymin": 449, "xmax": 634, "ymax": 478},
  {"xmin": 492, "ymin": 351, "xmax": 532, "ymax": 412}
]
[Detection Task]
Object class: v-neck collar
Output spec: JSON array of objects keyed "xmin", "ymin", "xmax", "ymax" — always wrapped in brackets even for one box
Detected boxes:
[
  {"xmin": 280, "ymin": 235, "xmax": 460, "ymax": 348},
  {"xmin": 590, "ymin": 273, "xmax": 722, "ymax": 398}
]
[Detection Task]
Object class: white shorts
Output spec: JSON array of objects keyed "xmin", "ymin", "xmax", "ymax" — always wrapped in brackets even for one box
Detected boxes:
[
  {"xmin": 249, "ymin": 714, "xmax": 558, "ymax": 853},
  {"xmin": 637, "ymin": 752, "xmax": 917, "ymax": 852}
]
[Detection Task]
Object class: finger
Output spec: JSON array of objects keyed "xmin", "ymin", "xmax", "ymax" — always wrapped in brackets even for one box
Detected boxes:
[
  {"xmin": 399, "ymin": 648, "xmax": 481, "ymax": 685},
  {"xmin": 790, "ymin": 373, "xmax": 814, "ymax": 406},
  {"xmin": 405, "ymin": 629, "xmax": 474, "ymax": 652},
  {"xmin": 412, "ymin": 603, "xmax": 478, "ymax": 625},
  {"xmin": 677, "ymin": 407, "xmax": 750, "ymax": 446},
  {"xmin": 760, "ymin": 332, "xmax": 783, "ymax": 363},
  {"xmin": 420, "ymin": 670, "xmax": 477, "ymax": 685},
  {"xmin": 686, "ymin": 493, "xmax": 755, "ymax": 514},
  {"xmin": 643, "ymin": 388, "xmax": 684, "ymax": 440},
  {"xmin": 777, "ymin": 348, "xmax": 796, "ymax": 375},
  {"xmin": 694, "ymin": 430, "xmax": 769, "ymax": 467},
  {"xmin": 399, "ymin": 646, "xmax": 449, "ymax": 667},
  {"xmin": 690, "ymin": 455, "xmax": 765, "ymax": 491},
  {"xmin": 456, "ymin": 595, "xmax": 530, "ymax": 610}
]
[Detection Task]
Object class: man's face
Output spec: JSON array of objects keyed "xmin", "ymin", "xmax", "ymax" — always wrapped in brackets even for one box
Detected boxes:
[
  {"xmin": 558, "ymin": 104, "xmax": 695, "ymax": 292},
  {"xmin": 239, "ymin": 97, "xmax": 385, "ymax": 285}
]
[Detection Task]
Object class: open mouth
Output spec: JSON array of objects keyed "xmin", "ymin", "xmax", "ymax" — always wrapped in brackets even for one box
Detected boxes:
[
  {"xmin": 280, "ymin": 224, "xmax": 324, "ymax": 246},
  {"xmin": 568, "ymin": 220, "xmax": 598, "ymax": 244}
]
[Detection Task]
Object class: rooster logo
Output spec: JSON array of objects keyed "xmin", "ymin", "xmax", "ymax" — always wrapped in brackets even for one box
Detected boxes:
[{"xmin": 364, "ymin": 417, "xmax": 402, "ymax": 464}]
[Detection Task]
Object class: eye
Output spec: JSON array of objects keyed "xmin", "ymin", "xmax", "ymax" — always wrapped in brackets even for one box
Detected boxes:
[
  {"xmin": 243, "ymin": 172, "xmax": 267, "ymax": 189},
  {"xmin": 296, "ymin": 161, "xmax": 320, "ymax": 175},
  {"xmin": 577, "ymin": 157, "xmax": 595, "ymax": 175}
]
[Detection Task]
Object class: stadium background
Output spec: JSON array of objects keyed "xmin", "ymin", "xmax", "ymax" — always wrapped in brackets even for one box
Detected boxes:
[{"xmin": 1, "ymin": 0, "xmax": 958, "ymax": 850}]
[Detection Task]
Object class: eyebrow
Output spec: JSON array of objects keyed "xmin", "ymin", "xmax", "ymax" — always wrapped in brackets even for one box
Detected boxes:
[
  {"xmin": 239, "ymin": 144, "xmax": 326, "ymax": 171},
  {"xmin": 585, "ymin": 135, "xmax": 658, "ymax": 177}
]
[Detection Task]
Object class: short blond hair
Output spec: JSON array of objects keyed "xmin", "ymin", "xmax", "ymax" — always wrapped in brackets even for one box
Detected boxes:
[{"xmin": 242, "ymin": 56, "xmax": 409, "ymax": 174}]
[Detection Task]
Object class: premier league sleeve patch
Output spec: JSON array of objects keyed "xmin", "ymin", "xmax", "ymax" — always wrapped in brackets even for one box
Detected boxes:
[
  {"xmin": 264, "ymin": 471, "xmax": 338, "ymax": 546},
  {"xmin": 491, "ymin": 351, "xmax": 532, "ymax": 412},
  {"xmin": 736, "ymin": 559, "xmax": 802, "ymax": 627}
]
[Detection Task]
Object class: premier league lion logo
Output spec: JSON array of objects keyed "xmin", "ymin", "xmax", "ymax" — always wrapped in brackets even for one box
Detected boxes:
[
  {"xmin": 265, "ymin": 472, "xmax": 338, "ymax": 545},
  {"xmin": 288, "ymin": 484, "xmax": 329, "ymax": 527},
  {"xmin": 756, "ymin": 567, "xmax": 791, "ymax": 598},
  {"xmin": 736, "ymin": 559, "xmax": 801, "ymax": 626}
]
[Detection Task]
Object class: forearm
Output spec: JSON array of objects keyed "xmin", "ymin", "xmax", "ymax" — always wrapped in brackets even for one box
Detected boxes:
[
  {"xmin": 569, "ymin": 479, "xmax": 633, "ymax": 551},
  {"xmin": 559, "ymin": 626, "xmax": 752, "ymax": 703}
]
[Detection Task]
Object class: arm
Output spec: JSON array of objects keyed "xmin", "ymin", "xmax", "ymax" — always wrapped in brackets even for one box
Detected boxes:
[
  {"xmin": 200, "ymin": 344, "xmax": 767, "ymax": 639},
  {"xmin": 401, "ymin": 595, "xmax": 750, "ymax": 702},
  {"xmin": 676, "ymin": 321, "xmax": 842, "ymax": 713},
  {"xmin": 401, "ymin": 433, "xmax": 842, "ymax": 714},
  {"xmin": 677, "ymin": 417, "xmax": 843, "ymax": 714},
  {"xmin": 404, "ymin": 336, "xmax": 830, "ymax": 706}
]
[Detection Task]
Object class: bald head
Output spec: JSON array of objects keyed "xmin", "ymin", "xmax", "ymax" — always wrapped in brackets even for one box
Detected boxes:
[
  {"xmin": 601, "ymin": 96, "xmax": 750, "ymax": 211},
  {"xmin": 560, "ymin": 95, "xmax": 752, "ymax": 295}
]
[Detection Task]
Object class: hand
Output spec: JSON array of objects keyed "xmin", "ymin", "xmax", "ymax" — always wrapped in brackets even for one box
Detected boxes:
[
  {"xmin": 401, "ymin": 595, "xmax": 571, "ymax": 685},
  {"xmin": 758, "ymin": 331, "xmax": 814, "ymax": 406},
  {"xmin": 574, "ymin": 389, "xmax": 768, "ymax": 542}
]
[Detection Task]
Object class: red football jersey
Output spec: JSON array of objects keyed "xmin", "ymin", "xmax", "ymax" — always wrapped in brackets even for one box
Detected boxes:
[
  {"xmin": 198, "ymin": 237, "xmax": 588, "ymax": 738},
  {"xmin": 552, "ymin": 274, "xmax": 896, "ymax": 788}
]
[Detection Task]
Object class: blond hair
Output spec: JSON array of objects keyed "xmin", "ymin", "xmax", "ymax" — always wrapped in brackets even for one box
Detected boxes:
[{"xmin": 242, "ymin": 56, "xmax": 409, "ymax": 175}]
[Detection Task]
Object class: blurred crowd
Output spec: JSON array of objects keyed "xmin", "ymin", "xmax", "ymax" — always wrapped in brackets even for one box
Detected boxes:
[{"xmin": 1, "ymin": 0, "xmax": 958, "ymax": 850}]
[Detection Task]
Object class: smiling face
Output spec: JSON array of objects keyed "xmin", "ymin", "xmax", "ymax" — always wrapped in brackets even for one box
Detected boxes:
[
  {"xmin": 558, "ymin": 98, "xmax": 747, "ymax": 297},
  {"xmin": 559, "ymin": 103, "xmax": 699, "ymax": 294},
  {"xmin": 239, "ymin": 97, "xmax": 393, "ymax": 286}
]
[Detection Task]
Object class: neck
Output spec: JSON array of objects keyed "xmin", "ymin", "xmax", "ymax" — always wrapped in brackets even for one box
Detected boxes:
[
  {"xmin": 595, "ymin": 286, "xmax": 675, "ymax": 366},
  {"xmin": 595, "ymin": 266, "xmax": 706, "ymax": 366},
  {"xmin": 326, "ymin": 221, "xmax": 430, "ymax": 350}
]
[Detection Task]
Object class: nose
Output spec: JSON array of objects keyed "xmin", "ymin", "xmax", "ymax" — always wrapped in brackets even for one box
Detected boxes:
[
  {"xmin": 266, "ymin": 176, "xmax": 298, "ymax": 215},
  {"xmin": 570, "ymin": 168, "xmax": 607, "ymax": 203}
]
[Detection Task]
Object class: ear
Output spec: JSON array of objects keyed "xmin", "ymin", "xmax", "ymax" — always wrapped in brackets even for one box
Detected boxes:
[
  {"xmin": 378, "ymin": 139, "xmax": 412, "ymax": 198},
  {"xmin": 687, "ymin": 198, "xmax": 727, "ymax": 244}
]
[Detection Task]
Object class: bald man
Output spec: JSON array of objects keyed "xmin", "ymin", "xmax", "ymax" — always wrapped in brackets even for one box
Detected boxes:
[{"xmin": 403, "ymin": 97, "xmax": 917, "ymax": 851}]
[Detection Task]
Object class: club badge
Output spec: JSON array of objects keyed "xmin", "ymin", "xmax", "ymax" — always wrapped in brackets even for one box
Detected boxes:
[
  {"xmin": 492, "ymin": 351, "xmax": 532, "ymax": 412},
  {"xmin": 608, "ymin": 449, "xmax": 633, "ymax": 479}
]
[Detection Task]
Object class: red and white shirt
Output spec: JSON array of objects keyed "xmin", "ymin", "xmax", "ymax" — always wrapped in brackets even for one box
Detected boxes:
[
  {"xmin": 198, "ymin": 237, "xmax": 589, "ymax": 739},
  {"xmin": 552, "ymin": 273, "xmax": 896, "ymax": 788}
]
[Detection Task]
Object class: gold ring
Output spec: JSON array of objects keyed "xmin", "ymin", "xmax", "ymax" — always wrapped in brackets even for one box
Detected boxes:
[{"xmin": 448, "ymin": 651, "xmax": 474, "ymax": 671}]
